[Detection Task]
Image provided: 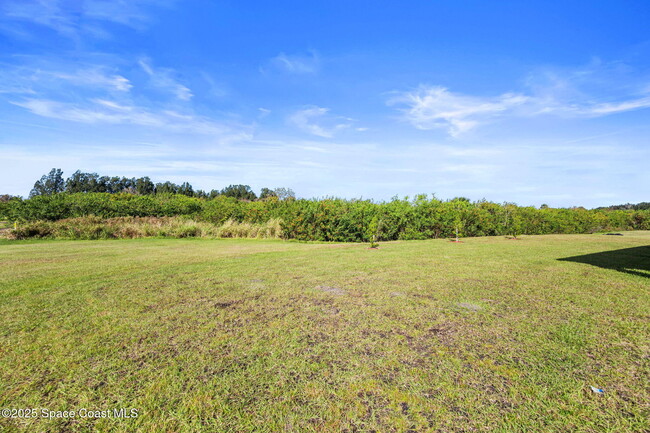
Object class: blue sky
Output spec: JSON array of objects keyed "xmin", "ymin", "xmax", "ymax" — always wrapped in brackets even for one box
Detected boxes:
[{"xmin": 1, "ymin": 0, "xmax": 649, "ymax": 207}]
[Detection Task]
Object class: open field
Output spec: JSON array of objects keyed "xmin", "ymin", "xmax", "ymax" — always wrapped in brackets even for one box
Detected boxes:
[{"xmin": 0, "ymin": 233, "xmax": 648, "ymax": 432}]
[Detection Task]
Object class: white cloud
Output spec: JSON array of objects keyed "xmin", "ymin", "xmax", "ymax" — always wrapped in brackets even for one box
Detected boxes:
[
  {"xmin": 390, "ymin": 76, "xmax": 650, "ymax": 137},
  {"xmin": 0, "ymin": 84, "xmax": 36, "ymax": 95},
  {"xmin": 580, "ymin": 96, "xmax": 650, "ymax": 116},
  {"xmin": 288, "ymin": 107, "xmax": 331, "ymax": 137},
  {"xmin": 522, "ymin": 60, "xmax": 650, "ymax": 117},
  {"xmin": 83, "ymin": 0, "xmax": 158, "ymax": 28},
  {"xmin": 288, "ymin": 106, "xmax": 355, "ymax": 138},
  {"xmin": 11, "ymin": 98, "xmax": 236, "ymax": 135},
  {"xmin": 388, "ymin": 86, "xmax": 528, "ymax": 136},
  {"xmin": 1, "ymin": 0, "xmax": 76, "ymax": 36},
  {"xmin": 0, "ymin": 62, "xmax": 132, "ymax": 95},
  {"xmin": 139, "ymin": 58, "xmax": 193, "ymax": 101},
  {"xmin": 13, "ymin": 99, "xmax": 155, "ymax": 125},
  {"xmin": 52, "ymin": 68, "xmax": 132, "ymax": 92},
  {"xmin": 267, "ymin": 51, "xmax": 320, "ymax": 74},
  {"xmin": 0, "ymin": 0, "xmax": 174, "ymax": 38},
  {"xmin": 200, "ymin": 72, "xmax": 228, "ymax": 99}
]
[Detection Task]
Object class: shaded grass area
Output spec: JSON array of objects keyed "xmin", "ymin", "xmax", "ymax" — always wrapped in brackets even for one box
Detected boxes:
[
  {"xmin": 560, "ymin": 245, "xmax": 650, "ymax": 279},
  {"xmin": 0, "ymin": 233, "xmax": 649, "ymax": 432}
]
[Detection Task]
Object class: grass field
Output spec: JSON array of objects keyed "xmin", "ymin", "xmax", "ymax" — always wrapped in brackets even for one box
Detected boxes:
[{"xmin": 0, "ymin": 233, "xmax": 648, "ymax": 432}]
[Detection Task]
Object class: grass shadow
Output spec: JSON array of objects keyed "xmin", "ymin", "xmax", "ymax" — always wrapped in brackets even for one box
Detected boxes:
[{"xmin": 558, "ymin": 245, "xmax": 650, "ymax": 278}]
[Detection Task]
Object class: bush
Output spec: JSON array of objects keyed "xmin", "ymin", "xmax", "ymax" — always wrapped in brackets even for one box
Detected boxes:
[{"xmin": 4, "ymin": 193, "xmax": 649, "ymax": 242}]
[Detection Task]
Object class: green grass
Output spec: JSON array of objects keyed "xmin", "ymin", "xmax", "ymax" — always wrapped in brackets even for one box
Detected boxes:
[{"xmin": 0, "ymin": 233, "xmax": 648, "ymax": 432}]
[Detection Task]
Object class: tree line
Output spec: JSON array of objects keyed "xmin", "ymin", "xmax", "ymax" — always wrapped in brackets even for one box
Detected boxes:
[
  {"xmin": 1, "ymin": 192, "xmax": 648, "ymax": 242},
  {"xmin": 598, "ymin": 202, "xmax": 650, "ymax": 211},
  {"xmin": 28, "ymin": 168, "xmax": 295, "ymax": 201},
  {"xmin": 2, "ymin": 168, "xmax": 647, "ymax": 242}
]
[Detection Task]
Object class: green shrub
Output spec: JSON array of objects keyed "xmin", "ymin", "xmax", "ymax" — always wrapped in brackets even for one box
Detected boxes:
[{"xmin": 5, "ymin": 193, "xmax": 649, "ymax": 242}]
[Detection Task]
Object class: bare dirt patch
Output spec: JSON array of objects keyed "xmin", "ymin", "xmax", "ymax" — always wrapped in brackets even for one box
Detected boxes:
[
  {"xmin": 456, "ymin": 302, "xmax": 482, "ymax": 311},
  {"xmin": 315, "ymin": 285, "xmax": 347, "ymax": 295}
]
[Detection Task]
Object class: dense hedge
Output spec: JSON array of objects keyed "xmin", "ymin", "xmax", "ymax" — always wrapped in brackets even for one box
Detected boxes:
[{"xmin": 1, "ymin": 193, "xmax": 648, "ymax": 242}]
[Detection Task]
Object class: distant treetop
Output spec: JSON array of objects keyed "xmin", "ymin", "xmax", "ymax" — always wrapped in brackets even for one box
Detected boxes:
[{"xmin": 27, "ymin": 168, "xmax": 293, "ymax": 202}]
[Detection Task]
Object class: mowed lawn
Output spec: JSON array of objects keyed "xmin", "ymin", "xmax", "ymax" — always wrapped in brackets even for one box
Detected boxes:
[{"xmin": 0, "ymin": 233, "xmax": 648, "ymax": 433}]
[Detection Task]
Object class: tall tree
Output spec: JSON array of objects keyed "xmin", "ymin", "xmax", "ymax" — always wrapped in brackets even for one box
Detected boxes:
[
  {"xmin": 135, "ymin": 177, "xmax": 155, "ymax": 195},
  {"xmin": 65, "ymin": 170, "xmax": 93, "ymax": 193},
  {"xmin": 178, "ymin": 182, "xmax": 194, "ymax": 196},
  {"xmin": 30, "ymin": 168, "xmax": 65, "ymax": 197},
  {"xmin": 259, "ymin": 188, "xmax": 277, "ymax": 200},
  {"xmin": 220, "ymin": 184, "xmax": 257, "ymax": 200},
  {"xmin": 273, "ymin": 187, "xmax": 296, "ymax": 200},
  {"xmin": 155, "ymin": 181, "xmax": 179, "ymax": 195}
]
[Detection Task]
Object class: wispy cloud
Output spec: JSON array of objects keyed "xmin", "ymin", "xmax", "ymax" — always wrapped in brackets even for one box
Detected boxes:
[
  {"xmin": 12, "ymin": 98, "xmax": 240, "ymax": 136},
  {"xmin": 139, "ymin": 58, "xmax": 193, "ymax": 101},
  {"xmin": 585, "ymin": 97, "xmax": 650, "ymax": 115},
  {"xmin": 287, "ymin": 106, "xmax": 355, "ymax": 138},
  {"xmin": 523, "ymin": 61, "xmax": 650, "ymax": 117},
  {"xmin": 1, "ymin": 0, "xmax": 77, "ymax": 36},
  {"xmin": 390, "ymin": 61, "xmax": 650, "ymax": 136},
  {"xmin": 388, "ymin": 86, "xmax": 528, "ymax": 136},
  {"xmin": 0, "ymin": 0, "xmax": 174, "ymax": 38},
  {"xmin": 1, "ymin": 56, "xmax": 238, "ymax": 142},
  {"xmin": 266, "ymin": 51, "xmax": 320, "ymax": 74},
  {"xmin": 51, "ymin": 68, "xmax": 132, "ymax": 92},
  {"xmin": 0, "ymin": 61, "xmax": 132, "ymax": 96},
  {"xmin": 200, "ymin": 71, "xmax": 229, "ymax": 99},
  {"xmin": 82, "ymin": 0, "xmax": 169, "ymax": 29}
]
